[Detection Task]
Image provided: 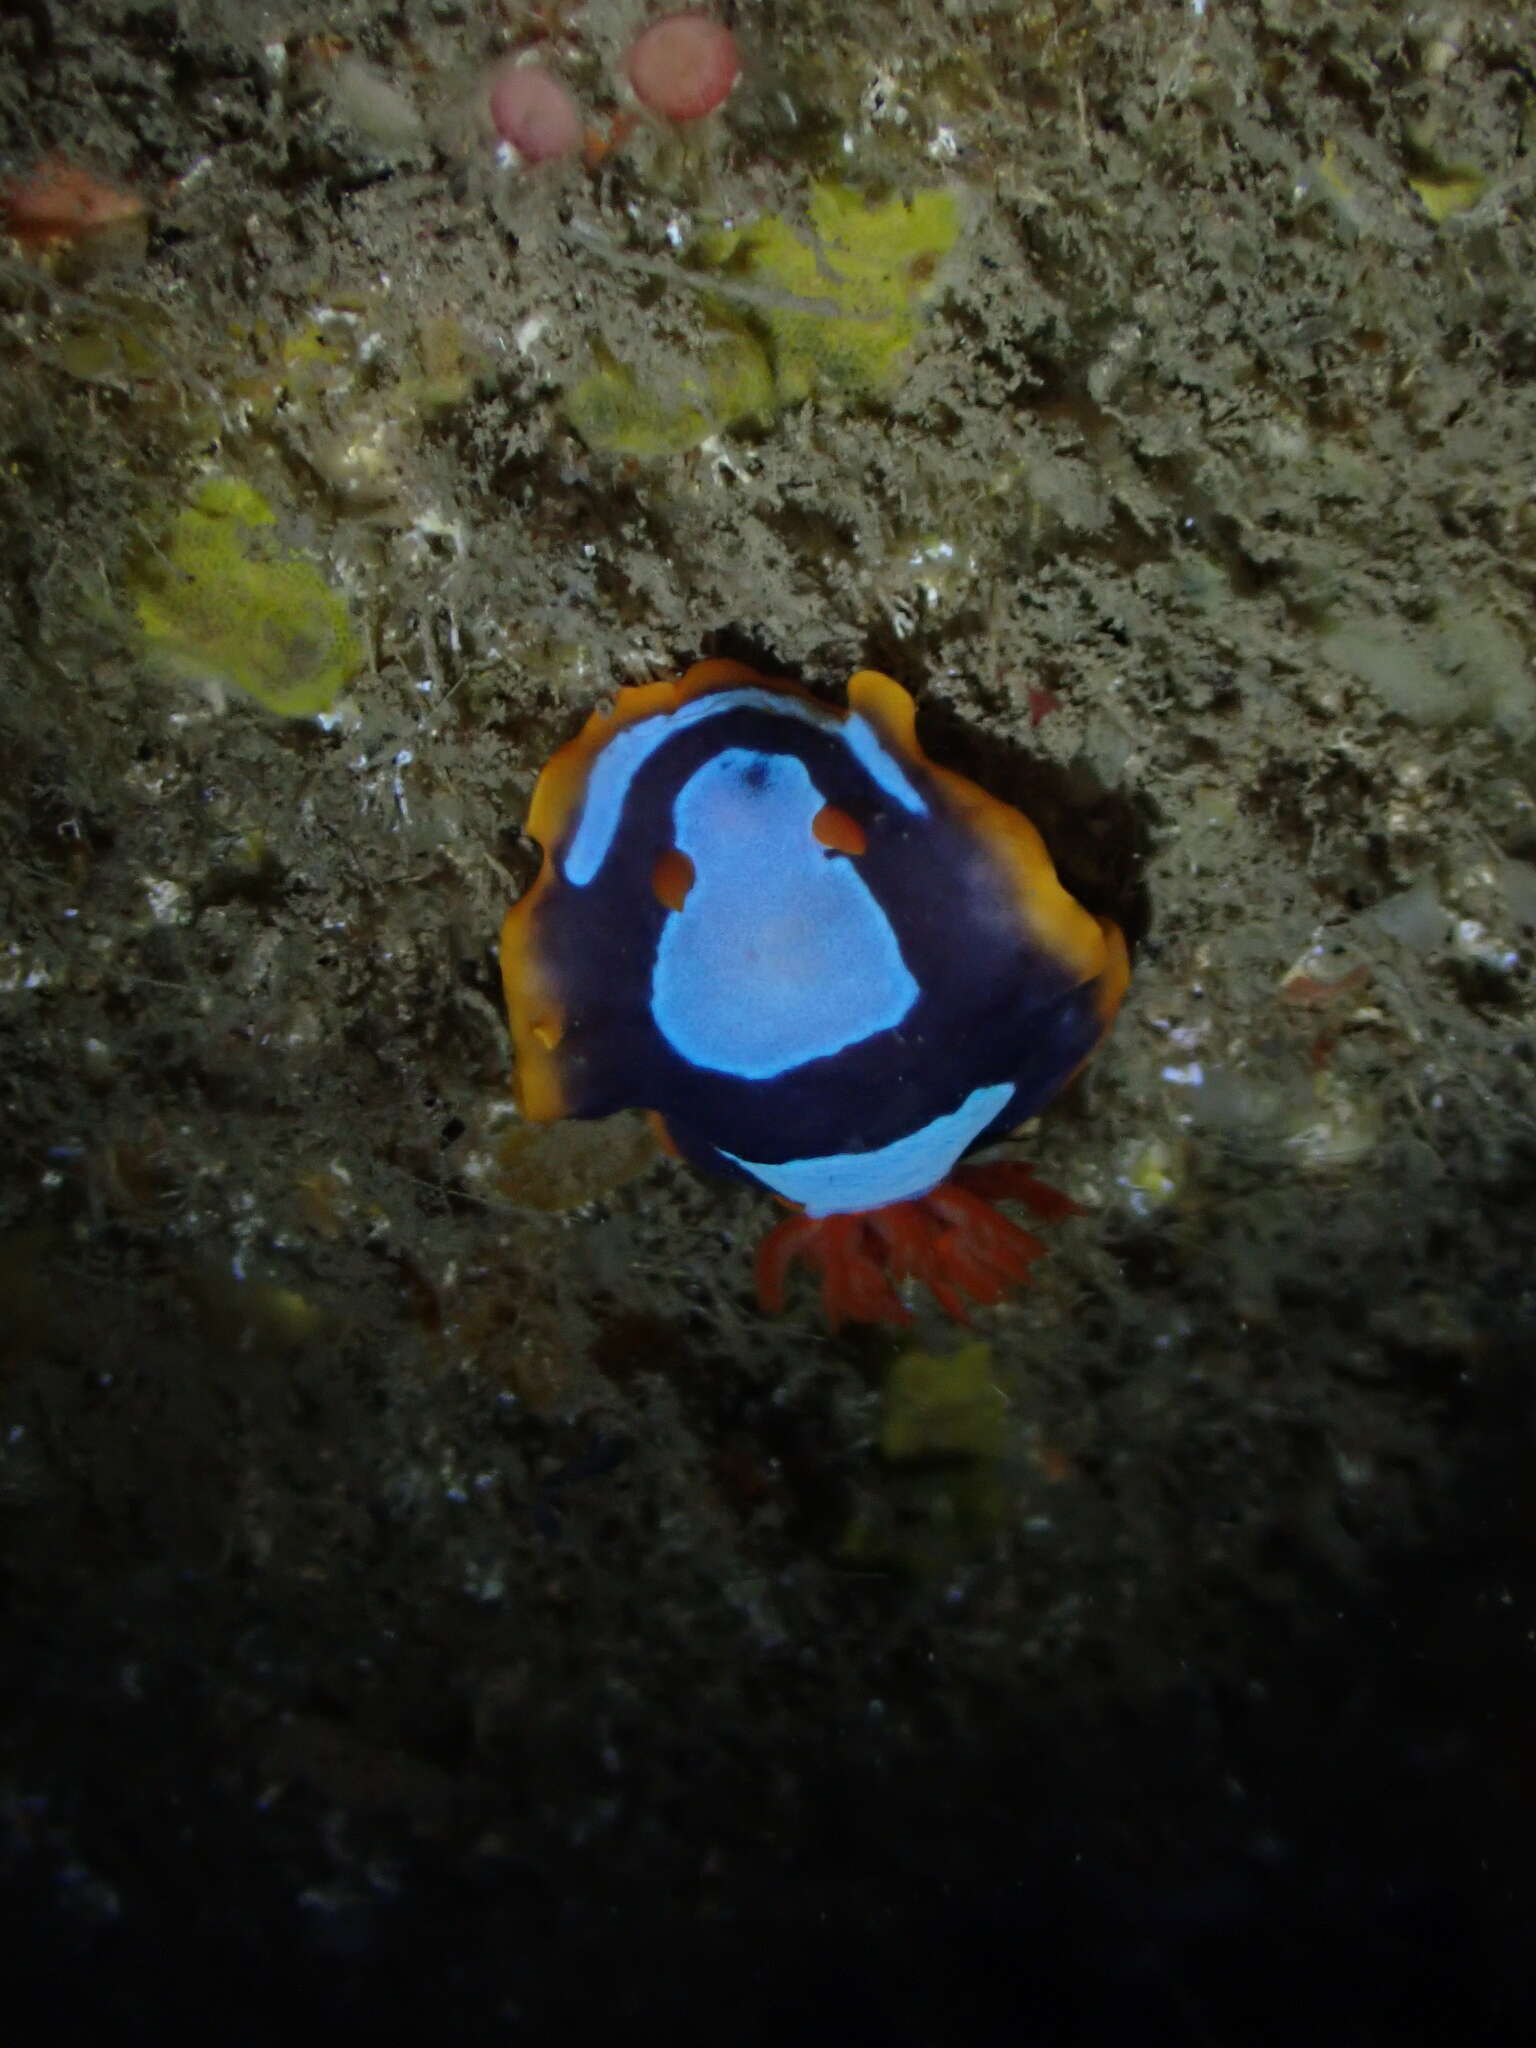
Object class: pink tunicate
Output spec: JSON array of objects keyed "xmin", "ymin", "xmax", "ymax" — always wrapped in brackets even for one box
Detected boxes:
[
  {"xmin": 488, "ymin": 62, "xmax": 583, "ymax": 165},
  {"xmin": 625, "ymin": 13, "xmax": 740, "ymax": 123}
]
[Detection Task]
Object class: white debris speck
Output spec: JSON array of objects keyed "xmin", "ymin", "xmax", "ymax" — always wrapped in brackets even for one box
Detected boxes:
[
  {"xmin": 700, "ymin": 433, "xmax": 748, "ymax": 482},
  {"xmin": 863, "ymin": 67, "xmax": 906, "ymax": 124},
  {"xmin": 404, "ymin": 506, "xmax": 468, "ymax": 557},
  {"xmin": 143, "ymin": 877, "xmax": 189, "ymax": 925},
  {"xmin": 1453, "ymin": 918, "xmax": 1519, "ymax": 973}
]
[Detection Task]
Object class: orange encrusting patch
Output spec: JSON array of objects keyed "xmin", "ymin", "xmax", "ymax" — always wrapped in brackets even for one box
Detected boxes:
[
  {"xmin": 811, "ymin": 803, "xmax": 867, "ymax": 856},
  {"xmin": 583, "ymin": 110, "xmax": 638, "ymax": 168},
  {"xmin": 1, "ymin": 154, "xmax": 145, "ymax": 250},
  {"xmin": 1278, "ymin": 963, "xmax": 1372, "ymax": 1008},
  {"xmin": 647, "ymin": 1111, "xmax": 681, "ymax": 1158},
  {"xmin": 754, "ymin": 1161, "xmax": 1082, "ymax": 1330},
  {"xmin": 651, "ymin": 847, "xmax": 696, "ymax": 912}
]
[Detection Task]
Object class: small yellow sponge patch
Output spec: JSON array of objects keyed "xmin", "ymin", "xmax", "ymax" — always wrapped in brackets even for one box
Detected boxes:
[
  {"xmin": 563, "ymin": 330, "xmax": 775, "ymax": 459},
  {"xmin": 127, "ymin": 477, "xmax": 363, "ymax": 717},
  {"xmin": 564, "ymin": 180, "xmax": 963, "ymax": 456},
  {"xmin": 697, "ymin": 179, "xmax": 963, "ymax": 403},
  {"xmin": 878, "ymin": 1341, "xmax": 1008, "ymax": 1464}
]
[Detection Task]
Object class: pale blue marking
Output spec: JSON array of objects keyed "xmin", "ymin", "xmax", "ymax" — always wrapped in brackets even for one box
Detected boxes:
[
  {"xmin": 721, "ymin": 1081, "xmax": 1016, "ymax": 1217},
  {"xmin": 651, "ymin": 748, "xmax": 918, "ymax": 1079},
  {"xmin": 843, "ymin": 713, "xmax": 927, "ymax": 815},
  {"xmin": 562, "ymin": 686, "xmax": 927, "ymax": 886}
]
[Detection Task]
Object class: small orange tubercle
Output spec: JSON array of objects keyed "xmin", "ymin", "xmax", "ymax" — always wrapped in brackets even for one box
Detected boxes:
[
  {"xmin": 811, "ymin": 803, "xmax": 868, "ymax": 857},
  {"xmin": 754, "ymin": 1161, "xmax": 1084, "ymax": 1330},
  {"xmin": 651, "ymin": 846, "xmax": 696, "ymax": 912}
]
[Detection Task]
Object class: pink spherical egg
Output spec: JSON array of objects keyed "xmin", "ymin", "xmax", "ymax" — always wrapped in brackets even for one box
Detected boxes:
[
  {"xmin": 626, "ymin": 13, "xmax": 739, "ymax": 123},
  {"xmin": 488, "ymin": 62, "xmax": 583, "ymax": 165}
]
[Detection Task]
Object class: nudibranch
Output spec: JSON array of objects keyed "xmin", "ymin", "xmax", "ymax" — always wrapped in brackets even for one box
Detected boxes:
[{"xmin": 501, "ymin": 659, "xmax": 1129, "ymax": 1327}]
